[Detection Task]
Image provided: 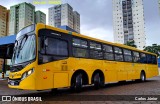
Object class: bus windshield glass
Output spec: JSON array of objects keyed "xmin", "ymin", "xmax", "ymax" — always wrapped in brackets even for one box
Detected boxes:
[{"xmin": 12, "ymin": 25, "xmax": 36, "ymax": 65}]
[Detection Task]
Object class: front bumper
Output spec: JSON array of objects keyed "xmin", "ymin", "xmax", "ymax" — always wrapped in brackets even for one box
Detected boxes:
[
  {"xmin": 8, "ymin": 73, "xmax": 36, "ymax": 90},
  {"xmin": 8, "ymin": 78, "xmax": 21, "ymax": 86}
]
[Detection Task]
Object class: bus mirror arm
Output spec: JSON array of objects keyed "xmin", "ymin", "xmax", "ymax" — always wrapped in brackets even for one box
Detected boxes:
[{"xmin": 7, "ymin": 45, "xmax": 14, "ymax": 58}]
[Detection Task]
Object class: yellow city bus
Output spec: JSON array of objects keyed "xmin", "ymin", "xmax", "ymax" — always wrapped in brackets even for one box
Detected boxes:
[{"xmin": 8, "ymin": 23, "xmax": 158, "ymax": 91}]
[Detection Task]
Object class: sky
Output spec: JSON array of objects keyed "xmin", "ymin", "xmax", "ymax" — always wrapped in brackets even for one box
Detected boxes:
[{"xmin": 0, "ymin": 0, "xmax": 160, "ymax": 46}]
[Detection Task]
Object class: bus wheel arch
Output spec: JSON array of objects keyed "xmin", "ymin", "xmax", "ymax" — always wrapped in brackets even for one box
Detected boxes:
[
  {"xmin": 91, "ymin": 69, "xmax": 105, "ymax": 88},
  {"xmin": 140, "ymin": 70, "xmax": 146, "ymax": 82},
  {"xmin": 70, "ymin": 69, "xmax": 89, "ymax": 91}
]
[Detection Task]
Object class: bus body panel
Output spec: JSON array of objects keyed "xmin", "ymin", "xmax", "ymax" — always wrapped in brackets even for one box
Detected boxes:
[
  {"xmin": 125, "ymin": 63, "xmax": 134, "ymax": 80},
  {"xmin": 104, "ymin": 61, "xmax": 117, "ymax": 82}
]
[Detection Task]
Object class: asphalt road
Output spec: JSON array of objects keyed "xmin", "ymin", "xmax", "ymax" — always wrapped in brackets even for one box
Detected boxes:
[{"xmin": 1, "ymin": 76, "xmax": 160, "ymax": 104}]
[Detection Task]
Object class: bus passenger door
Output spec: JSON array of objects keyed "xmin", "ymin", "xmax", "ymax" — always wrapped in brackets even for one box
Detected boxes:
[{"xmin": 104, "ymin": 61, "xmax": 117, "ymax": 82}]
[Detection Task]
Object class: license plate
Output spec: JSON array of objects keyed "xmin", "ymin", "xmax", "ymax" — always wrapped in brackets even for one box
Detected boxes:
[{"xmin": 10, "ymin": 82, "xmax": 14, "ymax": 86}]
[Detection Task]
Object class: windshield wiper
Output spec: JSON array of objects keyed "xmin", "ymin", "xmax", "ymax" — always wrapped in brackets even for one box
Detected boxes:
[
  {"xmin": 17, "ymin": 35, "xmax": 28, "ymax": 58},
  {"xmin": 19, "ymin": 35, "xmax": 28, "ymax": 50}
]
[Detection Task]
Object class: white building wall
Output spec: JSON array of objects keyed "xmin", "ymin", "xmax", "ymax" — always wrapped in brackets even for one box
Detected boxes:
[
  {"xmin": 48, "ymin": 7, "xmax": 55, "ymax": 26},
  {"xmin": 113, "ymin": 0, "xmax": 145, "ymax": 50},
  {"xmin": 9, "ymin": 2, "xmax": 35, "ymax": 35},
  {"xmin": 113, "ymin": 0, "xmax": 124, "ymax": 44},
  {"xmin": 61, "ymin": 4, "xmax": 69, "ymax": 26},
  {"xmin": 48, "ymin": 3, "xmax": 80, "ymax": 33},
  {"xmin": 61, "ymin": 3, "xmax": 73, "ymax": 29},
  {"xmin": 132, "ymin": 0, "xmax": 146, "ymax": 49},
  {"xmin": 73, "ymin": 11, "xmax": 80, "ymax": 33},
  {"xmin": 159, "ymin": 0, "xmax": 160, "ymax": 14},
  {"xmin": 9, "ymin": 7, "xmax": 16, "ymax": 35}
]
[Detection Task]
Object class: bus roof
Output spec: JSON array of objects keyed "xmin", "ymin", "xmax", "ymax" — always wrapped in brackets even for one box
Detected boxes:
[{"xmin": 36, "ymin": 23, "xmax": 156, "ymax": 56}]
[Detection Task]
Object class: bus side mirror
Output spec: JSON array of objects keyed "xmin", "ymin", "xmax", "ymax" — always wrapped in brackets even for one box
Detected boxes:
[{"xmin": 7, "ymin": 45, "xmax": 14, "ymax": 58}]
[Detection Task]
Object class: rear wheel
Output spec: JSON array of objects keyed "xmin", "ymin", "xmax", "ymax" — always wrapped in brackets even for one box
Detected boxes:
[
  {"xmin": 93, "ymin": 73, "xmax": 105, "ymax": 89},
  {"xmin": 140, "ymin": 72, "xmax": 146, "ymax": 82},
  {"xmin": 71, "ymin": 73, "xmax": 83, "ymax": 92},
  {"xmin": 93, "ymin": 73, "xmax": 101, "ymax": 89}
]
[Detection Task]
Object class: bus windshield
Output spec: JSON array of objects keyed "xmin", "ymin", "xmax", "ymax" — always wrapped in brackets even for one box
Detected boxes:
[
  {"xmin": 12, "ymin": 26, "xmax": 36, "ymax": 65},
  {"xmin": 12, "ymin": 34, "xmax": 36, "ymax": 65}
]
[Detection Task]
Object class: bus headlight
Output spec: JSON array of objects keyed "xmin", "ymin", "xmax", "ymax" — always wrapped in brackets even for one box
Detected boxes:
[
  {"xmin": 28, "ymin": 69, "xmax": 33, "ymax": 75},
  {"xmin": 21, "ymin": 68, "xmax": 34, "ymax": 80}
]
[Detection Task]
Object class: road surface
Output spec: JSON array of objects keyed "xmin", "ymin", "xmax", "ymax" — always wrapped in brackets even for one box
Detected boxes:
[{"xmin": 0, "ymin": 76, "xmax": 160, "ymax": 104}]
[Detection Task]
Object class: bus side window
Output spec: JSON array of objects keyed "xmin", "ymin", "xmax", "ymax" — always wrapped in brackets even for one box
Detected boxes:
[
  {"xmin": 114, "ymin": 47, "xmax": 123, "ymax": 61},
  {"xmin": 133, "ymin": 51, "xmax": 140, "ymax": 63},
  {"xmin": 38, "ymin": 37, "xmax": 69, "ymax": 64},
  {"xmin": 89, "ymin": 41, "xmax": 103, "ymax": 59},
  {"xmin": 147, "ymin": 54, "xmax": 152, "ymax": 64},
  {"xmin": 152, "ymin": 55, "xmax": 157, "ymax": 64},
  {"xmin": 103, "ymin": 44, "xmax": 114, "ymax": 60},
  {"xmin": 73, "ymin": 38, "xmax": 88, "ymax": 48},
  {"xmin": 46, "ymin": 38, "xmax": 68, "ymax": 56},
  {"xmin": 72, "ymin": 38, "xmax": 88, "ymax": 58},
  {"xmin": 123, "ymin": 49, "xmax": 132, "ymax": 62},
  {"xmin": 140, "ymin": 53, "xmax": 147, "ymax": 63}
]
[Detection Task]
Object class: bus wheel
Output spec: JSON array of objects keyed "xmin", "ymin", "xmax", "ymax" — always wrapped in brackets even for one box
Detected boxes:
[
  {"xmin": 93, "ymin": 73, "xmax": 101, "ymax": 89},
  {"xmin": 71, "ymin": 73, "xmax": 83, "ymax": 92},
  {"xmin": 140, "ymin": 72, "xmax": 146, "ymax": 82}
]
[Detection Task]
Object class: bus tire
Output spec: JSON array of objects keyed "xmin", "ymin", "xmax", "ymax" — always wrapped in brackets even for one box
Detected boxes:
[
  {"xmin": 93, "ymin": 73, "xmax": 101, "ymax": 89},
  {"xmin": 140, "ymin": 71, "xmax": 146, "ymax": 82},
  {"xmin": 71, "ymin": 73, "xmax": 83, "ymax": 92}
]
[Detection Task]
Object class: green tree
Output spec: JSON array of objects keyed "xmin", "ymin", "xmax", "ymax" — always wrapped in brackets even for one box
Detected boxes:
[
  {"xmin": 124, "ymin": 40, "xmax": 137, "ymax": 48},
  {"xmin": 144, "ymin": 44, "xmax": 160, "ymax": 57}
]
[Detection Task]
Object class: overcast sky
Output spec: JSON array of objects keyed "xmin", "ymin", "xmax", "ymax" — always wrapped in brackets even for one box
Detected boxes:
[{"xmin": 1, "ymin": 0, "xmax": 160, "ymax": 46}]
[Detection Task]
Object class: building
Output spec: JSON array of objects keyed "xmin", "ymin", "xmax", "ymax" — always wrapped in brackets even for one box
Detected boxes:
[
  {"xmin": 6, "ymin": 10, "xmax": 10, "ymax": 36},
  {"xmin": 35, "ymin": 10, "xmax": 46, "ymax": 24},
  {"xmin": 73, "ymin": 11, "xmax": 80, "ymax": 33},
  {"xmin": 159, "ymin": 0, "xmax": 160, "ymax": 14},
  {"xmin": 58, "ymin": 25, "xmax": 77, "ymax": 33},
  {"xmin": 113, "ymin": 0, "xmax": 146, "ymax": 49},
  {"xmin": 0, "ymin": 5, "xmax": 10, "ymax": 37},
  {"xmin": 0, "ymin": 59, "xmax": 3, "ymax": 70},
  {"xmin": 48, "ymin": 3, "xmax": 80, "ymax": 33},
  {"xmin": 9, "ymin": 2, "xmax": 35, "ymax": 35}
]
